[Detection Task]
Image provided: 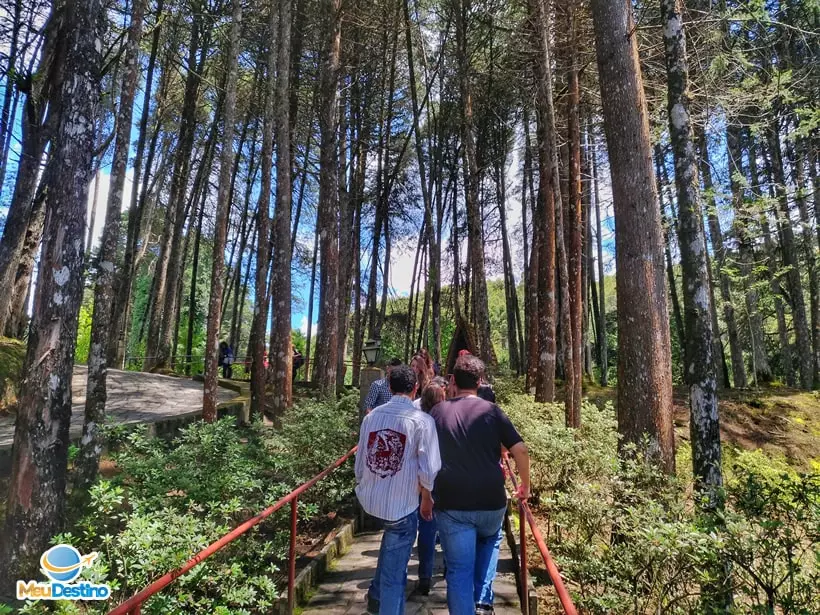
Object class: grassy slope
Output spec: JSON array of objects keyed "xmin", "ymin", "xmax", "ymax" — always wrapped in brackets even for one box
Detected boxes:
[
  {"xmin": 0, "ymin": 336, "xmax": 25, "ymax": 414},
  {"xmin": 585, "ymin": 381, "xmax": 820, "ymax": 471}
]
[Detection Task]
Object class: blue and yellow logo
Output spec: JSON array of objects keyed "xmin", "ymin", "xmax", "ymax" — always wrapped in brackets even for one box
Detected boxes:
[{"xmin": 16, "ymin": 544, "xmax": 111, "ymax": 601}]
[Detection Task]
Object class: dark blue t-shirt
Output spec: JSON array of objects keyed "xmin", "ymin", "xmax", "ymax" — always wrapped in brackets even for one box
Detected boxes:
[{"xmin": 429, "ymin": 396, "xmax": 523, "ymax": 511}]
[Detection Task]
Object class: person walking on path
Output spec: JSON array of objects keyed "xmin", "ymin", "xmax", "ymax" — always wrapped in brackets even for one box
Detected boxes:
[
  {"xmin": 355, "ymin": 364, "xmax": 441, "ymax": 614},
  {"xmin": 430, "ymin": 354, "xmax": 530, "ymax": 615},
  {"xmin": 412, "ymin": 377, "xmax": 449, "ymax": 595},
  {"xmin": 364, "ymin": 357, "xmax": 403, "ymax": 413},
  {"xmin": 218, "ymin": 341, "xmax": 234, "ymax": 379}
]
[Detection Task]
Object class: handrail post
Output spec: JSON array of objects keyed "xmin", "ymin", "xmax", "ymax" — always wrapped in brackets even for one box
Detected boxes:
[
  {"xmin": 520, "ymin": 500, "xmax": 529, "ymax": 615},
  {"xmin": 288, "ymin": 497, "xmax": 298, "ymax": 612},
  {"xmin": 129, "ymin": 606, "xmax": 140, "ymax": 615}
]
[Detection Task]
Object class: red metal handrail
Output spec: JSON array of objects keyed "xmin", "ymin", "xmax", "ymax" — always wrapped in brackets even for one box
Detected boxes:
[
  {"xmin": 503, "ymin": 452, "xmax": 577, "ymax": 615},
  {"xmin": 107, "ymin": 446, "xmax": 358, "ymax": 615}
]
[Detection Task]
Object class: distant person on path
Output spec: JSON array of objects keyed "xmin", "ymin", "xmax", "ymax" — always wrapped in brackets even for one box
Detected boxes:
[
  {"xmin": 364, "ymin": 357, "xmax": 403, "ymax": 413},
  {"xmin": 413, "ymin": 377, "xmax": 449, "ymax": 596},
  {"xmin": 430, "ymin": 354, "xmax": 530, "ymax": 615},
  {"xmin": 292, "ymin": 347, "xmax": 305, "ymax": 381},
  {"xmin": 218, "ymin": 341, "xmax": 234, "ymax": 379},
  {"xmin": 355, "ymin": 365, "xmax": 441, "ymax": 615},
  {"xmin": 410, "ymin": 351, "xmax": 434, "ymax": 399}
]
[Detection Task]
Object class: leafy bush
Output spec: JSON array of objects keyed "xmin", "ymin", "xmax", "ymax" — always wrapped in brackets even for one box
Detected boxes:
[
  {"xmin": 19, "ymin": 394, "xmax": 358, "ymax": 615},
  {"xmin": 498, "ymin": 377, "xmax": 819, "ymax": 614}
]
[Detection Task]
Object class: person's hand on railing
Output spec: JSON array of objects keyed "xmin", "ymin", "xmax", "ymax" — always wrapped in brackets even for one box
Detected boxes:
[{"xmin": 515, "ymin": 482, "xmax": 530, "ymax": 502}]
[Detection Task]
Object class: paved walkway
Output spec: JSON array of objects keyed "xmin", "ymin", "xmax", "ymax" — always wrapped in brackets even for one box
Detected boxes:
[
  {"xmin": 302, "ymin": 529, "xmax": 521, "ymax": 614},
  {"xmin": 0, "ymin": 366, "xmax": 238, "ymax": 450}
]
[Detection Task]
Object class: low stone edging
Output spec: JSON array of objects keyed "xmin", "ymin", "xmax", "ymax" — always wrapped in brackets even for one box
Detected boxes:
[{"xmin": 271, "ymin": 517, "xmax": 358, "ymax": 614}]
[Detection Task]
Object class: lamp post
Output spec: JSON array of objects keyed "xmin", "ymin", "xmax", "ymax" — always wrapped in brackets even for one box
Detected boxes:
[
  {"xmin": 362, "ymin": 338, "xmax": 382, "ymax": 366},
  {"xmin": 359, "ymin": 338, "xmax": 383, "ymax": 422}
]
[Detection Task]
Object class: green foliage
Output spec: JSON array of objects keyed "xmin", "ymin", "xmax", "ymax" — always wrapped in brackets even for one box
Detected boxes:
[
  {"xmin": 498, "ymin": 377, "xmax": 819, "ymax": 614},
  {"xmin": 74, "ymin": 292, "xmax": 93, "ymax": 365},
  {"xmin": 18, "ymin": 395, "xmax": 358, "ymax": 614}
]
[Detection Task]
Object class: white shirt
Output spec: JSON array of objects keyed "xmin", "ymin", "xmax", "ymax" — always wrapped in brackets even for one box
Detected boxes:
[{"xmin": 354, "ymin": 395, "xmax": 441, "ymax": 521}]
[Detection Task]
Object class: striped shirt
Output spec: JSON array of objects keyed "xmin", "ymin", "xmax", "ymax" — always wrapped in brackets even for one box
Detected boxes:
[
  {"xmin": 355, "ymin": 395, "xmax": 441, "ymax": 521},
  {"xmin": 364, "ymin": 377, "xmax": 393, "ymax": 410}
]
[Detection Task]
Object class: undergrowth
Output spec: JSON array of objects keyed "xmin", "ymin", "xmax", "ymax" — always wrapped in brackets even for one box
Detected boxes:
[
  {"xmin": 16, "ymin": 391, "xmax": 359, "ymax": 615},
  {"xmin": 498, "ymin": 382, "xmax": 819, "ymax": 614}
]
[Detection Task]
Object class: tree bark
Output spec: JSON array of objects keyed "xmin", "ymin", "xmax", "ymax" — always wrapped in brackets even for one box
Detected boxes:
[
  {"xmin": 250, "ymin": 12, "xmax": 278, "ymax": 417},
  {"xmin": 723, "ymin": 125, "xmax": 771, "ymax": 383},
  {"xmin": 270, "ymin": 0, "xmax": 294, "ymax": 413},
  {"xmin": 111, "ymin": 0, "xmax": 164, "ymax": 366},
  {"xmin": 655, "ymin": 148, "xmax": 686, "ymax": 356},
  {"xmin": 528, "ymin": 0, "xmax": 557, "ymax": 402},
  {"xmin": 456, "ymin": 0, "xmax": 494, "ymax": 364},
  {"xmin": 767, "ymin": 121, "xmax": 813, "ymax": 389},
  {"xmin": 145, "ymin": 6, "xmax": 207, "ymax": 371},
  {"xmin": 74, "ymin": 0, "xmax": 146, "ymax": 494},
  {"xmin": 313, "ymin": 0, "xmax": 343, "ymax": 397},
  {"xmin": 592, "ymin": 134, "xmax": 607, "ymax": 386},
  {"xmin": 564, "ymin": 1, "xmax": 583, "ymax": 425},
  {"xmin": 1, "ymin": 0, "xmax": 102, "ymax": 584},
  {"xmin": 203, "ymin": 0, "xmax": 242, "ymax": 421},
  {"xmin": 0, "ymin": 11, "xmax": 63, "ymax": 336},
  {"xmin": 590, "ymin": 0, "xmax": 675, "ymax": 472},
  {"xmin": 661, "ymin": 0, "xmax": 722, "ymax": 508}
]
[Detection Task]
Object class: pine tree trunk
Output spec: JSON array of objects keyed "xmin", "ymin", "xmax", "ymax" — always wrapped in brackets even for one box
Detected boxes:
[
  {"xmin": 590, "ymin": 0, "xmax": 675, "ymax": 472},
  {"xmin": 793, "ymin": 142, "xmax": 820, "ymax": 388},
  {"xmin": 528, "ymin": 0, "xmax": 557, "ymax": 402},
  {"xmin": 661, "ymin": 0, "xmax": 722, "ymax": 508},
  {"xmin": 565, "ymin": 1, "xmax": 583, "ymax": 424},
  {"xmin": 270, "ymin": 0, "xmax": 294, "ymax": 413},
  {"xmin": 74, "ymin": 0, "xmax": 146, "ymax": 493},
  {"xmin": 111, "ymin": 0, "xmax": 164, "ymax": 365},
  {"xmin": 767, "ymin": 122, "xmax": 813, "ymax": 389},
  {"xmin": 0, "ymin": 14, "xmax": 61, "ymax": 335},
  {"xmin": 146, "ymin": 7, "xmax": 207, "ymax": 371},
  {"xmin": 724, "ymin": 125, "xmax": 771, "ymax": 383},
  {"xmin": 5, "ymin": 188, "xmax": 46, "ymax": 338},
  {"xmin": 203, "ymin": 0, "xmax": 242, "ymax": 421},
  {"xmin": 0, "ymin": 0, "xmax": 102, "ymax": 584},
  {"xmin": 749, "ymin": 137, "xmax": 794, "ymax": 385},
  {"xmin": 313, "ymin": 0, "xmax": 343, "ymax": 397},
  {"xmin": 185, "ymin": 196, "xmax": 205, "ymax": 376},
  {"xmin": 592, "ymin": 136, "xmax": 607, "ymax": 386},
  {"xmin": 250, "ymin": 17, "xmax": 278, "ymax": 417},
  {"xmin": 456, "ymin": 0, "xmax": 494, "ymax": 364},
  {"xmin": 655, "ymin": 149, "xmax": 687, "ymax": 355}
]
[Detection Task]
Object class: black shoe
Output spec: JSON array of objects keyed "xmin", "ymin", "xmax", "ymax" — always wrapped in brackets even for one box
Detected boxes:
[
  {"xmin": 413, "ymin": 578, "xmax": 431, "ymax": 596},
  {"xmin": 366, "ymin": 592, "xmax": 380, "ymax": 614},
  {"xmin": 476, "ymin": 604, "xmax": 495, "ymax": 615}
]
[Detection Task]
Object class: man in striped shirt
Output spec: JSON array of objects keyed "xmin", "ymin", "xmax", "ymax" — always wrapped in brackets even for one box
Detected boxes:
[
  {"xmin": 355, "ymin": 364, "xmax": 442, "ymax": 614},
  {"xmin": 364, "ymin": 357, "xmax": 403, "ymax": 413}
]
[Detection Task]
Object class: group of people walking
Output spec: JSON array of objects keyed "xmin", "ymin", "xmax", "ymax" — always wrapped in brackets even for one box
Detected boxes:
[{"xmin": 357, "ymin": 352, "xmax": 530, "ymax": 615}]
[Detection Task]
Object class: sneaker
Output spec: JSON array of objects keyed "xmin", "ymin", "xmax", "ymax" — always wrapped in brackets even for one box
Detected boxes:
[
  {"xmin": 476, "ymin": 604, "xmax": 495, "ymax": 615},
  {"xmin": 412, "ymin": 578, "xmax": 431, "ymax": 596},
  {"xmin": 365, "ymin": 592, "xmax": 380, "ymax": 614}
]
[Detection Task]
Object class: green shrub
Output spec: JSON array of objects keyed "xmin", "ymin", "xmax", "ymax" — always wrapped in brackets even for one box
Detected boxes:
[
  {"xmin": 496, "ymin": 376, "xmax": 819, "ymax": 614},
  {"xmin": 18, "ymin": 394, "xmax": 358, "ymax": 614}
]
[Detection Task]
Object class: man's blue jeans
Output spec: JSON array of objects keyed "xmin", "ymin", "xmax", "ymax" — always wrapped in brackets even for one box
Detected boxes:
[
  {"xmin": 368, "ymin": 510, "xmax": 418, "ymax": 614},
  {"xmin": 417, "ymin": 512, "xmax": 437, "ymax": 580},
  {"xmin": 436, "ymin": 507, "xmax": 506, "ymax": 615}
]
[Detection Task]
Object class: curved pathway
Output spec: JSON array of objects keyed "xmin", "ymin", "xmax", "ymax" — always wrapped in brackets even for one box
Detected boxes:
[{"xmin": 0, "ymin": 366, "xmax": 238, "ymax": 450}]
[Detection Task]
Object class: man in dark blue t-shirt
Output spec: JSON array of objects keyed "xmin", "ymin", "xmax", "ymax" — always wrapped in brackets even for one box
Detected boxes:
[{"xmin": 429, "ymin": 354, "xmax": 530, "ymax": 615}]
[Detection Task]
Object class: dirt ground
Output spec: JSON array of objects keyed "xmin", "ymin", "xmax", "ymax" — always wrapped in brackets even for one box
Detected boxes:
[{"xmin": 584, "ymin": 381, "xmax": 820, "ymax": 470}]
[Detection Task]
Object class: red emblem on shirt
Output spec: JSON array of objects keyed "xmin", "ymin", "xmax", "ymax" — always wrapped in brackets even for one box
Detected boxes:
[{"xmin": 366, "ymin": 429, "xmax": 407, "ymax": 478}]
